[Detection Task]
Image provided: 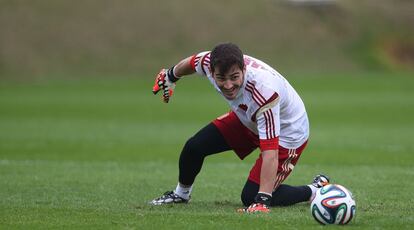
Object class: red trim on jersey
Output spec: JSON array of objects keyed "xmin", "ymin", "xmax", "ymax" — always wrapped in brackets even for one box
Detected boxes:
[
  {"xmin": 203, "ymin": 55, "xmax": 210, "ymax": 65},
  {"xmin": 189, "ymin": 54, "xmax": 197, "ymax": 71},
  {"xmin": 247, "ymin": 81, "xmax": 266, "ymax": 103},
  {"xmin": 264, "ymin": 110, "xmax": 270, "ymax": 139},
  {"xmin": 200, "ymin": 52, "xmax": 210, "ymax": 75},
  {"xmin": 246, "ymin": 81, "xmax": 266, "ymax": 105},
  {"xmin": 259, "ymin": 137, "xmax": 279, "ymax": 152},
  {"xmin": 250, "ymin": 92, "xmax": 279, "ymax": 122},
  {"xmin": 268, "ymin": 110, "xmax": 276, "ymax": 138},
  {"xmin": 264, "ymin": 110, "xmax": 276, "ymax": 139},
  {"xmin": 245, "ymin": 86, "xmax": 264, "ymax": 106}
]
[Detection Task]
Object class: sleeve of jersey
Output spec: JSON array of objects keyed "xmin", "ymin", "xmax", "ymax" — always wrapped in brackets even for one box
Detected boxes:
[
  {"xmin": 256, "ymin": 98, "xmax": 280, "ymax": 152},
  {"xmin": 189, "ymin": 51, "xmax": 211, "ymax": 77}
]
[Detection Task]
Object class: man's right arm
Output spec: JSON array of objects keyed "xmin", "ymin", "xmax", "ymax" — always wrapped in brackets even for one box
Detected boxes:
[
  {"xmin": 173, "ymin": 56, "xmax": 196, "ymax": 78},
  {"xmin": 152, "ymin": 56, "xmax": 196, "ymax": 103},
  {"xmin": 153, "ymin": 51, "xmax": 211, "ymax": 103}
]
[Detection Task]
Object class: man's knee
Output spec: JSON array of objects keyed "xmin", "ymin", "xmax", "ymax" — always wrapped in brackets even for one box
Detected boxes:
[
  {"xmin": 182, "ymin": 136, "xmax": 202, "ymax": 156},
  {"xmin": 241, "ymin": 190, "xmax": 254, "ymax": 206},
  {"xmin": 240, "ymin": 180, "xmax": 259, "ymax": 206}
]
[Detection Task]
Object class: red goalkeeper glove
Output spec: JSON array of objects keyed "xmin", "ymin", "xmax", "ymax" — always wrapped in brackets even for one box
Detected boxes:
[
  {"xmin": 152, "ymin": 68, "xmax": 178, "ymax": 103},
  {"xmin": 237, "ymin": 192, "xmax": 272, "ymax": 213},
  {"xmin": 238, "ymin": 203, "xmax": 270, "ymax": 213}
]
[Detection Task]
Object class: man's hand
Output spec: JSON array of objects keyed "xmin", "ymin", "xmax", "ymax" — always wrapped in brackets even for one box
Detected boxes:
[
  {"xmin": 152, "ymin": 69, "xmax": 176, "ymax": 103},
  {"xmin": 237, "ymin": 203, "xmax": 270, "ymax": 213},
  {"xmin": 237, "ymin": 192, "xmax": 272, "ymax": 213}
]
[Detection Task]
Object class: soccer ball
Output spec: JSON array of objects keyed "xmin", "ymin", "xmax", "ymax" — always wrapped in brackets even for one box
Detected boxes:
[{"xmin": 310, "ymin": 184, "xmax": 356, "ymax": 225}]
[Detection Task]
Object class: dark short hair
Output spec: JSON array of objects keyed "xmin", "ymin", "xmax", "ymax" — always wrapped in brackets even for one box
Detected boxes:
[{"xmin": 210, "ymin": 43, "xmax": 244, "ymax": 74}]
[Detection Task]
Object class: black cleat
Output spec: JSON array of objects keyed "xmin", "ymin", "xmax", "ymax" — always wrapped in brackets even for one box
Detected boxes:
[
  {"xmin": 150, "ymin": 191, "xmax": 190, "ymax": 205},
  {"xmin": 311, "ymin": 174, "xmax": 330, "ymax": 188}
]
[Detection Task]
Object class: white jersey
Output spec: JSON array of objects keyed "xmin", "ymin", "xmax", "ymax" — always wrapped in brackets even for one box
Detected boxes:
[{"xmin": 190, "ymin": 51, "xmax": 309, "ymax": 149}]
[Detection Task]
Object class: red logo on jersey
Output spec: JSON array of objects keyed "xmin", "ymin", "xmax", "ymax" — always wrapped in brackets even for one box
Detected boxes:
[{"xmin": 238, "ymin": 104, "xmax": 248, "ymax": 111}]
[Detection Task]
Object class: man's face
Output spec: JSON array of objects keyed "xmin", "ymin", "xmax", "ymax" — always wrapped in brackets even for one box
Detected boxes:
[{"xmin": 212, "ymin": 64, "xmax": 245, "ymax": 100}]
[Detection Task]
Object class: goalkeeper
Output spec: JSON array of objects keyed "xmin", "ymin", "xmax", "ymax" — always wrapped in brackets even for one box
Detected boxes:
[{"xmin": 151, "ymin": 43, "xmax": 329, "ymax": 213}]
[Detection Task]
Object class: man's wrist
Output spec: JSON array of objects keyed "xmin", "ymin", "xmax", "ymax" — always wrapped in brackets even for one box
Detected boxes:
[
  {"xmin": 167, "ymin": 66, "xmax": 180, "ymax": 83},
  {"xmin": 254, "ymin": 192, "xmax": 272, "ymax": 206}
]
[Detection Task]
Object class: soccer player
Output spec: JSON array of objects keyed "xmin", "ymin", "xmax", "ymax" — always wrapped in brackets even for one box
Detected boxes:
[{"xmin": 150, "ymin": 43, "xmax": 329, "ymax": 213}]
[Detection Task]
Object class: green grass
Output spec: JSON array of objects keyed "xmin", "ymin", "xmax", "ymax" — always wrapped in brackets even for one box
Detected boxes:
[{"xmin": 1, "ymin": 73, "xmax": 414, "ymax": 229}]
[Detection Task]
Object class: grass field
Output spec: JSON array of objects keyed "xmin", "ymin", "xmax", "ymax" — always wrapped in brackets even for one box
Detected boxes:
[{"xmin": 0, "ymin": 73, "xmax": 413, "ymax": 229}]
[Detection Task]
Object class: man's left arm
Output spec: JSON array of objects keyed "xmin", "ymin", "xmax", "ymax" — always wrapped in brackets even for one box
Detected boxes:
[
  {"xmin": 242, "ymin": 91, "xmax": 280, "ymax": 213},
  {"xmin": 259, "ymin": 149, "xmax": 278, "ymax": 195},
  {"xmin": 242, "ymin": 149, "xmax": 278, "ymax": 214},
  {"xmin": 256, "ymin": 92, "xmax": 281, "ymax": 197}
]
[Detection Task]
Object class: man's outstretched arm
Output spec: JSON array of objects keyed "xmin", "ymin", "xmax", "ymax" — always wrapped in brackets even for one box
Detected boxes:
[
  {"xmin": 152, "ymin": 56, "xmax": 195, "ymax": 103},
  {"xmin": 174, "ymin": 56, "xmax": 196, "ymax": 77}
]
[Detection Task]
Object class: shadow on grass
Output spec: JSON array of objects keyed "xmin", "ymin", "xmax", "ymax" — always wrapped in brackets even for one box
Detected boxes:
[{"xmin": 132, "ymin": 199, "xmax": 310, "ymax": 214}]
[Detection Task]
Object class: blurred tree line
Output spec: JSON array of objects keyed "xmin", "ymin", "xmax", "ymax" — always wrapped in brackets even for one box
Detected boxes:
[{"xmin": 0, "ymin": 0, "xmax": 413, "ymax": 79}]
